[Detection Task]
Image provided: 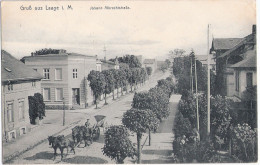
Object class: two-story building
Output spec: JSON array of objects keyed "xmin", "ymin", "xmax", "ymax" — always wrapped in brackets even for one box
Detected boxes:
[
  {"xmin": 21, "ymin": 49, "xmax": 97, "ymax": 109},
  {"xmin": 1, "ymin": 50, "xmax": 42, "ymax": 141}
]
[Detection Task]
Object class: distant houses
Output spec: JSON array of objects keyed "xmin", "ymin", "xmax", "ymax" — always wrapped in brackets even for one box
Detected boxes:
[
  {"xmin": 21, "ymin": 49, "xmax": 97, "ymax": 109},
  {"xmin": 1, "ymin": 50, "xmax": 42, "ymax": 141},
  {"xmin": 143, "ymin": 59, "xmax": 157, "ymax": 73}
]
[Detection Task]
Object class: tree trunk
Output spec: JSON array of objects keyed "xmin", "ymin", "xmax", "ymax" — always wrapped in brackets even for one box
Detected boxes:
[
  {"xmin": 113, "ymin": 90, "xmax": 115, "ymax": 100},
  {"xmin": 117, "ymin": 88, "xmax": 119, "ymax": 98},
  {"xmin": 149, "ymin": 129, "xmax": 151, "ymax": 146},
  {"xmin": 131, "ymin": 85, "xmax": 133, "ymax": 92},
  {"xmin": 137, "ymin": 133, "xmax": 142, "ymax": 164},
  {"xmin": 121, "ymin": 86, "xmax": 124, "ymax": 95},
  {"xmin": 104, "ymin": 93, "xmax": 107, "ymax": 105},
  {"xmin": 95, "ymin": 96, "xmax": 98, "ymax": 109}
]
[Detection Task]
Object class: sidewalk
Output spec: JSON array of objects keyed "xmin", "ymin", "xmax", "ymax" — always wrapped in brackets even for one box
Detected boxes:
[
  {"xmin": 125, "ymin": 94, "xmax": 181, "ymax": 164},
  {"xmin": 2, "ymin": 71, "xmax": 169, "ymax": 163}
]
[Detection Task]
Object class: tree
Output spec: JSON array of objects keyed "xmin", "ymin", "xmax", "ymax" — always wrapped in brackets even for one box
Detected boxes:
[
  {"xmin": 117, "ymin": 55, "xmax": 142, "ymax": 68},
  {"xmin": 112, "ymin": 69, "xmax": 121, "ymax": 98},
  {"xmin": 132, "ymin": 92, "xmax": 160, "ymax": 146},
  {"xmin": 159, "ymin": 63, "xmax": 168, "ymax": 73},
  {"xmin": 102, "ymin": 125, "xmax": 136, "ymax": 163},
  {"xmin": 87, "ymin": 70, "xmax": 106, "ymax": 108},
  {"xmin": 28, "ymin": 93, "xmax": 46, "ymax": 124},
  {"xmin": 120, "ymin": 63, "xmax": 132, "ymax": 93},
  {"xmin": 129, "ymin": 68, "xmax": 139, "ymax": 91},
  {"xmin": 165, "ymin": 59, "xmax": 171, "ymax": 68},
  {"xmin": 119, "ymin": 69, "xmax": 127, "ymax": 95},
  {"xmin": 101, "ymin": 69, "xmax": 115, "ymax": 104},
  {"xmin": 169, "ymin": 49, "xmax": 186, "ymax": 61},
  {"xmin": 122, "ymin": 108, "xmax": 159, "ymax": 164},
  {"xmin": 148, "ymin": 87, "xmax": 170, "ymax": 121},
  {"xmin": 145, "ymin": 67, "xmax": 152, "ymax": 79},
  {"xmin": 157, "ymin": 77, "xmax": 175, "ymax": 98},
  {"xmin": 140, "ymin": 68, "xmax": 147, "ymax": 85}
]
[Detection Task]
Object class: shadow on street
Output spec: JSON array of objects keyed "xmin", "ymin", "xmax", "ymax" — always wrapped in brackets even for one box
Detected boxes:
[{"xmin": 62, "ymin": 156, "xmax": 108, "ymax": 164}]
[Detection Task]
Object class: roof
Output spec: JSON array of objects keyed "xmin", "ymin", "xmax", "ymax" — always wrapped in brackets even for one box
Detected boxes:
[
  {"xmin": 229, "ymin": 49, "xmax": 256, "ymax": 68},
  {"xmin": 196, "ymin": 55, "xmax": 215, "ymax": 65},
  {"xmin": 100, "ymin": 59, "xmax": 116, "ymax": 65},
  {"xmin": 218, "ymin": 34, "xmax": 254, "ymax": 59},
  {"xmin": 212, "ymin": 38, "xmax": 244, "ymax": 50},
  {"xmin": 143, "ymin": 59, "xmax": 156, "ymax": 64},
  {"xmin": 2, "ymin": 50, "xmax": 43, "ymax": 82},
  {"xmin": 23, "ymin": 52, "xmax": 96, "ymax": 59}
]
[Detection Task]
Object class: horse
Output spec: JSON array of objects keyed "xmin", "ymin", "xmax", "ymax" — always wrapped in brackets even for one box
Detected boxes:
[
  {"xmin": 72, "ymin": 125, "xmax": 93, "ymax": 147},
  {"xmin": 48, "ymin": 135, "xmax": 76, "ymax": 160}
]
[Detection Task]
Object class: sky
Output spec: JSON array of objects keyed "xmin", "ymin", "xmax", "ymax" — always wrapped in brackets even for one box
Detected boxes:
[{"xmin": 1, "ymin": 0, "xmax": 256, "ymax": 61}]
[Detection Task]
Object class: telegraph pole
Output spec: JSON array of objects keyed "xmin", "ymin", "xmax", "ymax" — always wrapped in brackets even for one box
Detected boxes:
[
  {"xmin": 194, "ymin": 54, "xmax": 200, "ymax": 141},
  {"xmin": 207, "ymin": 24, "xmax": 211, "ymax": 136},
  {"xmin": 190, "ymin": 54, "xmax": 193, "ymax": 93}
]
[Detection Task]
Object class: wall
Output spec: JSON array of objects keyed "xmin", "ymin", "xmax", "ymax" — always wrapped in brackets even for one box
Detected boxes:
[{"xmin": 2, "ymin": 80, "xmax": 41, "ymax": 141}]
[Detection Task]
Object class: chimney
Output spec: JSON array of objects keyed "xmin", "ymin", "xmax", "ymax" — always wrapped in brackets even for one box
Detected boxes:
[{"xmin": 252, "ymin": 24, "xmax": 256, "ymax": 34}]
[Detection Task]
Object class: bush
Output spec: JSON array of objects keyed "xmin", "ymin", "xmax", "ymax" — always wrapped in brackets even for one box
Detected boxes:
[
  {"xmin": 172, "ymin": 137, "xmax": 215, "ymax": 163},
  {"xmin": 231, "ymin": 123, "xmax": 257, "ymax": 162},
  {"xmin": 173, "ymin": 112, "xmax": 193, "ymax": 138}
]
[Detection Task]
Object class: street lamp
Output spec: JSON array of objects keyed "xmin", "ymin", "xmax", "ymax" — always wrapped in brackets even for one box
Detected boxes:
[{"xmin": 63, "ymin": 98, "xmax": 65, "ymax": 126}]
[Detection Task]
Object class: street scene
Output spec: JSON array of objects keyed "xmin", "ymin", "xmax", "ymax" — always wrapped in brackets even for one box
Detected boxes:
[{"xmin": 1, "ymin": 0, "xmax": 257, "ymax": 164}]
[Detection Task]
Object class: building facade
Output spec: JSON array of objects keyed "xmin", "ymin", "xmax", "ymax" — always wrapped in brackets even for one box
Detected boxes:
[
  {"xmin": 22, "ymin": 50, "xmax": 97, "ymax": 109},
  {"xmin": 1, "ymin": 50, "xmax": 42, "ymax": 141}
]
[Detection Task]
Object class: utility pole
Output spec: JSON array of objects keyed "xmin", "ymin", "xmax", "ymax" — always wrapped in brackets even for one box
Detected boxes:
[
  {"xmin": 103, "ymin": 45, "xmax": 107, "ymax": 62},
  {"xmin": 194, "ymin": 54, "xmax": 200, "ymax": 141},
  {"xmin": 63, "ymin": 98, "xmax": 65, "ymax": 126},
  {"xmin": 190, "ymin": 54, "xmax": 193, "ymax": 93},
  {"xmin": 207, "ymin": 24, "xmax": 211, "ymax": 136}
]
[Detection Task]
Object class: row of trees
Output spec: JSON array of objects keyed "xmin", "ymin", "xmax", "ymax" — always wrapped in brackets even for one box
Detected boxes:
[
  {"xmin": 87, "ymin": 66, "xmax": 152, "ymax": 109},
  {"xmin": 102, "ymin": 76, "xmax": 175, "ymax": 164}
]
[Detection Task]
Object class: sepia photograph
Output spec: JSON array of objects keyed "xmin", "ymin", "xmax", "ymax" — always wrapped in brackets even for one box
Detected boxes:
[{"xmin": 1, "ymin": 0, "xmax": 258, "ymax": 164}]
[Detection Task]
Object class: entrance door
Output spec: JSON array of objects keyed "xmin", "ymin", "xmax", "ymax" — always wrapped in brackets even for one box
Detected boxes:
[{"xmin": 72, "ymin": 88, "xmax": 80, "ymax": 105}]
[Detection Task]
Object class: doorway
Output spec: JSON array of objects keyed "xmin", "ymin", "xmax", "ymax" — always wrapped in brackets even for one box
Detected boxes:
[{"xmin": 72, "ymin": 88, "xmax": 80, "ymax": 105}]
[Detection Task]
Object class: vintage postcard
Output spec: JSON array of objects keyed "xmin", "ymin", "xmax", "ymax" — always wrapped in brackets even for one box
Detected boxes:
[{"xmin": 1, "ymin": 0, "xmax": 257, "ymax": 164}]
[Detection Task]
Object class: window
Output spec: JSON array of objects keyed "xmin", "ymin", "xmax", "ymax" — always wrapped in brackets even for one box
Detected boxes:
[
  {"xmin": 235, "ymin": 71, "xmax": 240, "ymax": 92},
  {"xmin": 8, "ymin": 84, "xmax": 13, "ymax": 91},
  {"xmin": 55, "ymin": 68, "xmax": 62, "ymax": 80},
  {"xmin": 43, "ymin": 88, "xmax": 51, "ymax": 101},
  {"xmin": 7, "ymin": 102, "xmax": 14, "ymax": 123},
  {"xmin": 32, "ymin": 81, "xmax": 36, "ymax": 87},
  {"xmin": 33, "ymin": 68, "xmax": 37, "ymax": 72},
  {"xmin": 18, "ymin": 100, "xmax": 25, "ymax": 120},
  {"xmin": 246, "ymin": 72, "xmax": 253, "ymax": 87},
  {"xmin": 43, "ymin": 68, "xmax": 50, "ymax": 80},
  {"xmin": 56, "ymin": 88, "xmax": 63, "ymax": 101},
  {"xmin": 73, "ymin": 69, "xmax": 78, "ymax": 79},
  {"xmin": 20, "ymin": 127, "xmax": 26, "ymax": 135}
]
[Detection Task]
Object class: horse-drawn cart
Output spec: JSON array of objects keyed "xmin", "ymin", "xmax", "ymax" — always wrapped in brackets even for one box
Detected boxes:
[{"xmin": 92, "ymin": 115, "xmax": 106, "ymax": 140}]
